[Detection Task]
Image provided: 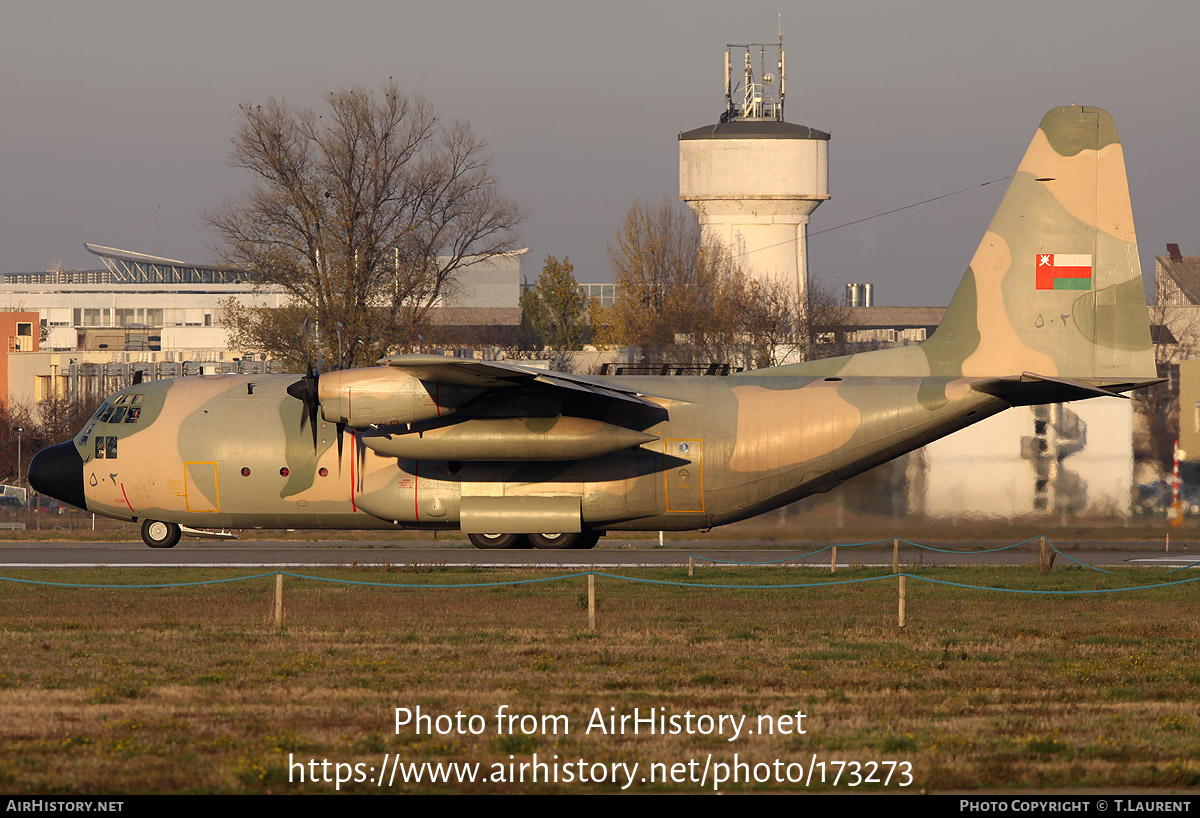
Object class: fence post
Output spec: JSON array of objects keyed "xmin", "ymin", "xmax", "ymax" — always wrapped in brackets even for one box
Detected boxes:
[
  {"xmin": 892, "ymin": 537, "xmax": 899, "ymax": 574},
  {"xmin": 830, "ymin": 545, "xmax": 837, "ymax": 574},
  {"xmin": 274, "ymin": 573, "xmax": 284, "ymax": 628},
  {"xmin": 1039, "ymin": 535, "xmax": 1056, "ymax": 572},
  {"xmin": 688, "ymin": 555, "xmax": 695, "ymax": 577},
  {"xmin": 898, "ymin": 574, "xmax": 906, "ymax": 629},
  {"xmin": 588, "ymin": 574, "xmax": 596, "ymax": 632}
]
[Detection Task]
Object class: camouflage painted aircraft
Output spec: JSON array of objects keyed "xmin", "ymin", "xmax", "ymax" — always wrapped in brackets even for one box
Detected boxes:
[{"xmin": 28, "ymin": 106, "xmax": 1158, "ymax": 549}]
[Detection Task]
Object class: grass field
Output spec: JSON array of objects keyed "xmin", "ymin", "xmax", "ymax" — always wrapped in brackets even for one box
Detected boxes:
[{"xmin": 1, "ymin": 563, "xmax": 1198, "ymax": 793}]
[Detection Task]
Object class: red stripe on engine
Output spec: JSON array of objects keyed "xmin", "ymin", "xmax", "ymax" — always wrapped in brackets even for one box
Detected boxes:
[{"xmin": 349, "ymin": 431, "xmax": 357, "ymax": 512}]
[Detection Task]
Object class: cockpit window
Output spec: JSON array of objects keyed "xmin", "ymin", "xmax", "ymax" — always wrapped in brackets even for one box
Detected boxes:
[
  {"xmin": 93, "ymin": 395, "xmax": 145, "ymax": 424},
  {"xmin": 95, "ymin": 436, "xmax": 117, "ymax": 459}
]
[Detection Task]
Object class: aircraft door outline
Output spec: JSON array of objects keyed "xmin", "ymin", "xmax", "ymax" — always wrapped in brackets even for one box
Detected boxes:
[
  {"xmin": 184, "ymin": 461, "xmax": 219, "ymax": 512},
  {"xmin": 664, "ymin": 438, "xmax": 704, "ymax": 513}
]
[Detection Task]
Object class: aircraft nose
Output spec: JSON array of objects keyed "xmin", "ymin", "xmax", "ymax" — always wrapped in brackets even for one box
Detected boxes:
[{"xmin": 27, "ymin": 442, "xmax": 87, "ymax": 511}]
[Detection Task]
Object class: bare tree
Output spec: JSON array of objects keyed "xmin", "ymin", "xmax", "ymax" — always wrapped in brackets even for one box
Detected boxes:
[
  {"xmin": 596, "ymin": 199, "xmax": 853, "ymax": 371},
  {"xmin": 1, "ymin": 395, "xmax": 101, "ymax": 484},
  {"xmin": 736, "ymin": 276, "xmax": 850, "ymax": 368},
  {"xmin": 802, "ymin": 280, "xmax": 854, "ymax": 361},
  {"xmin": 598, "ymin": 199, "xmax": 748, "ymax": 365},
  {"xmin": 209, "ymin": 83, "xmax": 523, "ymax": 369}
]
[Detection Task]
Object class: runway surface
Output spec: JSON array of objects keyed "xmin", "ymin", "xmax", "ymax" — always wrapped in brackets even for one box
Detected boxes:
[{"xmin": 1, "ymin": 538, "xmax": 1196, "ymax": 569}]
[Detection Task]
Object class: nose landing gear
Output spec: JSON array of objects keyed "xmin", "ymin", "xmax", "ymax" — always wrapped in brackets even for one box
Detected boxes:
[{"xmin": 140, "ymin": 519, "xmax": 182, "ymax": 549}]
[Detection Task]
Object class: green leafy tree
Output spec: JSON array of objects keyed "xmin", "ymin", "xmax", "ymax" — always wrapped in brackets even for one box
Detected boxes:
[{"xmin": 520, "ymin": 256, "xmax": 588, "ymax": 370}]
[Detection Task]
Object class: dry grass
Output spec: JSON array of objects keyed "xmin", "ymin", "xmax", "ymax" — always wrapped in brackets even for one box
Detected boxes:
[{"xmin": 1, "ymin": 565, "xmax": 1198, "ymax": 793}]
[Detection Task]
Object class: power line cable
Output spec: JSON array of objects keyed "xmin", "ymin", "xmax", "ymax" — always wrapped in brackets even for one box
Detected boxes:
[{"xmin": 727, "ymin": 175, "xmax": 1011, "ymax": 262}]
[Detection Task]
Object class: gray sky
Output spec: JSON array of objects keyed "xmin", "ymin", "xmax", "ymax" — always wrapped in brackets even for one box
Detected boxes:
[{"xmin": 1, "ymin": 0, "xmax": 1196, "ymax": 305}]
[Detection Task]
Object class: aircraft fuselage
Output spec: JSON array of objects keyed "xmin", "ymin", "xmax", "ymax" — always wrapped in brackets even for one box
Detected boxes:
[{"xmin": 41, "ymin": 371, "xmax": 1005, "ymax": 534}]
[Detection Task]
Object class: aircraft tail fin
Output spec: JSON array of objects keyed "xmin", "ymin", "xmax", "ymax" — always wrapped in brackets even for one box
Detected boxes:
[
  {"xmin": 766, "ymin": 106, "xmax": 1156, "ymax": 387},
  {"xmin": 919, "ymin": 105, "xmax": 1155, "ymax": 385}
]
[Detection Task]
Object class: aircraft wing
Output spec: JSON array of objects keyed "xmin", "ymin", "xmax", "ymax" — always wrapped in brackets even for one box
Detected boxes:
[{"xmin": 377, "ymin": 354, "xmax": 664, "ymax": 408}]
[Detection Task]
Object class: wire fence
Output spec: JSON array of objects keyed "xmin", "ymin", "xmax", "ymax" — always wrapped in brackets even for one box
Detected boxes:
[{"xmin": 1, "ymin": 534, "xmax": 1194, "ymax": 631}]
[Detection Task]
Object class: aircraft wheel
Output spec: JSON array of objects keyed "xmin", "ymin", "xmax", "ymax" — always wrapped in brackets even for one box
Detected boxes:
[
  {"xmin": 527, "ymin": 532, "xmax": 578, "ymax": 550},
  {"xmin": 468, "ymin": 532, "xmax": 521, "ymax": 550},
  {"xmin": 141, "ymin": 519, "xmax": 181, "ymax": 549}
]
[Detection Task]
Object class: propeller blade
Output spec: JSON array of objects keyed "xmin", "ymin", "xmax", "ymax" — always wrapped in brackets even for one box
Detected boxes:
[{"xmin": 286, "ymin": 371, "xmax": 322, "ymax": 450}]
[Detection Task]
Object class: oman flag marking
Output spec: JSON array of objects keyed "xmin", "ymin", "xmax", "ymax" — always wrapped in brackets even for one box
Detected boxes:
[{"xmin": 1036, "ymin": 253, "xmax": 1092, "ymax": 290}]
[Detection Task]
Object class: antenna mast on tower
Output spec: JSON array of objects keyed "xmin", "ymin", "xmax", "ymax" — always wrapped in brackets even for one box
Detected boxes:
[
  {"xmin": 681, "ymin": 14, "xmax": 829, "ymax": 318},
  {"xmin": 722, "ymin": 31, "xmax": 785, "ymax": 122}
]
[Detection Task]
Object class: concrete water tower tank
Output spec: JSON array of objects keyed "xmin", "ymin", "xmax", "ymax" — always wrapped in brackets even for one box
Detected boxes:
[{"xmin": 679, "ymin": 40, "xmax": 828, "ymax": 298}]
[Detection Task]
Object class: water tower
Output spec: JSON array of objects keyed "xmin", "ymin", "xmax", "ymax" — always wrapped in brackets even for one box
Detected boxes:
[{"xmin": 679, "ymin": 36, "xmax": 829, "ymax": 298}]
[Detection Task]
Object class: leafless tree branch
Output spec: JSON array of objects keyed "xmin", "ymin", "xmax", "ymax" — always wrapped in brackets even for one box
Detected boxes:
[{"xmin": 208, "ymin": 83, "xmax": 523, "ymax": 369}]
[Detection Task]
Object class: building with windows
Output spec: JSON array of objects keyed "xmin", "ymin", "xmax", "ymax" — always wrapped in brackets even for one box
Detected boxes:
[
  {"xmin": 1, "ymin": 244, "xmax": 287, "ymax": 356},
  {"xmin": 0, "ymin": 311, "xmax": 39, "ymax": 408},
  {"xmin": 836, "ymin": 306, "xmax": 943, "ymax": 349},
  {"xmin": 579, "ymin": 283, "xmax": 618, "ymax": 309},
  {"xmin": 2, "ymin": 244, "xmax": 530, "ymax": 408}
]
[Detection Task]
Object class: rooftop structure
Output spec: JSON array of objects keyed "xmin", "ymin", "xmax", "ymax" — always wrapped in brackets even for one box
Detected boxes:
[
  {"xmin": 1157, "ymin": 242, "xmax": 1200, "ymax": 305},
  {"xmin": 4, "ymin": 244, "xmax": 252, "ymax": 285}
]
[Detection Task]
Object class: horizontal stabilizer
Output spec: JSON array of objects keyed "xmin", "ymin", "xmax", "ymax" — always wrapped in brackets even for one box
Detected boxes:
[{"xmin": 971, "ymin": 371, "xmax": 1162, "ymax": 406}]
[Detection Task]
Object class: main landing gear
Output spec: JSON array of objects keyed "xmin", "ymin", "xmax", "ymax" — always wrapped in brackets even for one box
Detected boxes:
[
  {"xmin": 467, "ymin": 531, "xmax": 602, "ymax": 550},
  {"xmin": 140, "ymin": 519, "xmax": 182, "ymax": 549}
]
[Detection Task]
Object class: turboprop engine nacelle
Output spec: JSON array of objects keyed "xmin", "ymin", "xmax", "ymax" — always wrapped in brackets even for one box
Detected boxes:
[
  {"xmin": 318, "ymin": 366, "xmax": 481, "ymax": 428},
  {"xmin": 360, "ymin": 416, "xmax": 659, "ymax": 461}
]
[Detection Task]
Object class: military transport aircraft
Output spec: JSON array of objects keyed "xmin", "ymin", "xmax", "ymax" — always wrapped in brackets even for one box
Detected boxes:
[{"xmin": 28, "ymin": 106, "xmax": 1158, "ymax": 549}]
